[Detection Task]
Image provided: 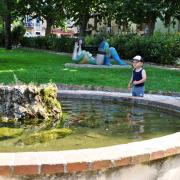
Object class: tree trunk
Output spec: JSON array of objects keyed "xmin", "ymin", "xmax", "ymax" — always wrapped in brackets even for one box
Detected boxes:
[
  {"xmin": 146, "ymin": 20, "xmax": 156, "ymax": 36},
  {"xmin": 45, "ymin": 18, "xmax": 53, "ymax": 36},
  {"xmin": 94, "ymin": 16, "xmax": 97, "ymax": 31},
  {"xmin": 107, "ymin": 18, "xmax": 112, "ymax": 34},
  {"xmin": 4, "ymin": 11, "xmax": 12, "ymax": 49},
  {"xmin": 79, "ymin": 15, "xmax": 89, "ymax": 37},
  {"xmin": 164, "ymin": 13, "xmax": 171, "ymax": 34}
]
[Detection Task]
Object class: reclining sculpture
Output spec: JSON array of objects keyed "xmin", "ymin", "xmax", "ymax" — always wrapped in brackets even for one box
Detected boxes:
[{"xmin": 72, "ymin": 39, "xmax": 127, "ymax": 66}]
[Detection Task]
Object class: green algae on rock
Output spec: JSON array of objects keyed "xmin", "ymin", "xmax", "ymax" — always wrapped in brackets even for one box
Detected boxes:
[
  {"xmin": 19, "ymin": 128, "xmax": 72, "ymax": 145},
  {"xmin": 0, "ymin": 127, "xmax": 23, "ymax": 139}
]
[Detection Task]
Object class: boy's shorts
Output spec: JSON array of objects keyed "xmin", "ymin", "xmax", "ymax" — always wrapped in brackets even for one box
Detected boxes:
[{"xmin": 132, "ymin": 86, "xmax": 144, "ymax": 97}]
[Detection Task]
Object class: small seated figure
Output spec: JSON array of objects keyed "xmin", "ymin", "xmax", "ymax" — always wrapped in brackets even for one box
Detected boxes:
[{"xmin": 72, "ymin": 38, "xmax": 127, "ymax": 66}]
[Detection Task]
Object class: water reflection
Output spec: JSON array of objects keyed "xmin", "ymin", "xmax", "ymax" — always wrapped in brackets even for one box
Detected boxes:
[
  {"xmin": 61, "ymin": 98, "xmax": 180, "ymax": 139},
  {"xmin": 127, "ymin": 106, "xmax": 145, "ymax": 139},
  {"xmin": 0, "ymin": 99, "xmax": 179, "ymax": 151}
]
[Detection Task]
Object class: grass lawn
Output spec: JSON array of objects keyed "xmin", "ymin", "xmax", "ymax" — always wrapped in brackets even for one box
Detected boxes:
[{"xmin": 0, "ymin": 48, "xmax": 179, "ymax": 93}]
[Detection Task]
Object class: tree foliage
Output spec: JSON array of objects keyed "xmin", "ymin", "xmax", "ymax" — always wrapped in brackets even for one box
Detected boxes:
[
  {"xmin": 113, "ymin": 0, "xmax": 163, "ymax": 35},
  {"xmin": 0, "ymin": 0, "xmax": 180, "ymax": 48},
  {"xmin": 162, "ymin": 0, "xmax": 180, "ymax": 27},
  {"xmin": 65, "ymin": 0, "xmax": 107, "ymax": 36},
  {"xmin": 112, "ymin": 0, "xmax": 180, "ymax": 35}
]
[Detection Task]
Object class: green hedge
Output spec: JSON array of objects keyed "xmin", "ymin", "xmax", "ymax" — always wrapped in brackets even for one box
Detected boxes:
[
  {"xmin": 12, "ymin": 25, "xmax": 26, "ymax": 45},
  {"xmin": 85, "ymin": 33, "xmax": 180, "ymax": 65},
  {"xmin": 122, "ymin": 33, "xmax": 180, "ymax": 64},
  {"xmin": 20, "ymin": 33, "xmax": 180, "ymax": 65},
  {"xmin": 21, "ymin": 36, "xmax": 76, "ymax": 53},
  {"xmin": 0, "ymin": 25, "xmax": 26, "ymax": 47}
]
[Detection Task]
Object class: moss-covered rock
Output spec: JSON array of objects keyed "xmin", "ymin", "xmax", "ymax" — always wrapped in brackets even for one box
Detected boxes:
[
  {"xmin": 0, "ymin": 83, "xmax": 62, "ymax": 128},
  {"xmin": 40, "ymin": 83, "xmax": 62, "ymax": 120},
  {"xmin": 0, "ymin": 127, "xmax": 23, "ymax": 138}
]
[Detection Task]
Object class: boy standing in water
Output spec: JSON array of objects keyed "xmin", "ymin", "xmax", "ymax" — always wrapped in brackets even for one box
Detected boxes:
[{"xmin": 128, "ymin": 55, "xmax": 147, "ymax": 97}]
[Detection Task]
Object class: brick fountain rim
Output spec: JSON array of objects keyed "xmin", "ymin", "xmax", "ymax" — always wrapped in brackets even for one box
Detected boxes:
[{"xmin": 0, "ymin": 90, "xmax": 179, "ymax": 177}]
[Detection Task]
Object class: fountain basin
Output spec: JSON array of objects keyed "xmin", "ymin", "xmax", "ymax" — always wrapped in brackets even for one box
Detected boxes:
[{"xmin": 0, "ymin": 90, "xmax": 180, "ymax": 179}]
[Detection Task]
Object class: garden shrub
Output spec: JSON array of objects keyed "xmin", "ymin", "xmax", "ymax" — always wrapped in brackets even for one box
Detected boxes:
[
  {"xmin": 123, "ymin": 33, "xmax": 180, "ymax": 64},
  {"xmin": 21, "ymin": 32, "xmax": 180, "ymax": 65},
  {"xmin": 12, "ymin": 25, "xmax": 26, "ymax": 45},
  {"xmin": 110, "ymin": 33, "xmax": 179, "ymax": 65},
  {"xmin": 21, "ymin": 36, "xmax": 75, "ymax": 53},
  {"xmin": 84, "ymin": 32, "xmax": 110, "ymax": 47},
  {"xmin": 109, "ymin": 34, "xmax": 135, "ymax": 58},
  {"xmin": 84, "ymin": 35, "xmax": 96, "ymax": 46}
]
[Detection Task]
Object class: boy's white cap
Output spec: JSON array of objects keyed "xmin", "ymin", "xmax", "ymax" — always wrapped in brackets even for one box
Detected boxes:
[{"xmin": 133, "ymin": 55, "xmax": 142, "ymax": 61}]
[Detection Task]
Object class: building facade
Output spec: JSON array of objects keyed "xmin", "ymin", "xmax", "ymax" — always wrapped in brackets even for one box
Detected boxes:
[
  {"xmin": 24, "ymin": 16, "xmax": 46, "ymax": 37},
  {"xmin": 87, "ymin": 17, "xmax": 180, "ymax": 35}
]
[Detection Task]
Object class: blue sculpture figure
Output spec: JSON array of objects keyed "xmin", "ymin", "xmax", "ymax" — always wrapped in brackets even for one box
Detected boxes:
[
  {"xmin": 72, "ymin": 38, "xmax": 127, "ymax": 66},
  {"xmin": 98, "ymin": 40, "xmax": 127, "ymax": 66}
]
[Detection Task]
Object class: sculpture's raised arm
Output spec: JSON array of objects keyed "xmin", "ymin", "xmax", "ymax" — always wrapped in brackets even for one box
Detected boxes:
[
  {"xmin": 72, "ymin": 39, "xmax": 96, "ymax": 64},
  {"xmin": 72, "ymin": 41, "xmax": 79, "ymax": 61}
]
